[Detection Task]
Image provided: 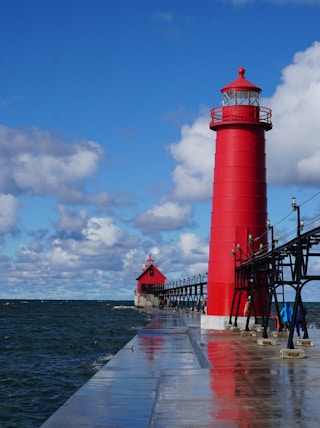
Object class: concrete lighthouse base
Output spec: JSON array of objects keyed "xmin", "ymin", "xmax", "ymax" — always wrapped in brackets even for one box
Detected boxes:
[{"xmin": 201, "ymin": 315, "xmax": 257, "ymax": 331}]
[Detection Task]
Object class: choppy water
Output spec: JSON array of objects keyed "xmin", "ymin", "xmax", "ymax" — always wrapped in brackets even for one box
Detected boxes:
[
  {"xmin": 0, "ymin": 300, "xmax": 151, "ymax": 428},
  {"xmin": 0, "ymin": 300, "xmax": 319, "ymax": 427}
]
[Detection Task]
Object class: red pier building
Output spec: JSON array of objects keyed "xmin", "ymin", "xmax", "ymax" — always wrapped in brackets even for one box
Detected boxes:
[
  {"xmin": 203, "ymin": 68, "xmax": 272, "ymax": 329},
  {"xmin": 134, "ymin": 254, "xmax": 166, "ymax": 308},
  {"xmin": 136, "ymin": 254, "xmax": 166, "ymax": 294}
]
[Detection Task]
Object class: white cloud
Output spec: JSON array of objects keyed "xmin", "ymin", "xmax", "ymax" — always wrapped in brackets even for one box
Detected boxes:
[
  {"xmin": 177, "ymin": 232, "xmax": 209, "ymax": 261},
  {"xmin": 0, "ymin": 194, "xmax": 19, "ymax": 234},
  {"xmin": 48, "ymin": 246, "xmax": 80, "ymax": 267},
  {"xmin": 134, "ymin": 201, "xmax": 195, "ymax": 234},
  {"xmin": 0, "ymin": 126, "xmax": 106, "ymax": 204},
  {"xmin": 3, "ymin": 41, "xmax": 320, "ymax": 300},
  {"xmin": 82, "ymin": 217, "xmax": 124, "ymax": 247},
  {"xmin": 4, "ymin": 214, "xmax": 142, "ymax": 299},
  {"xmin": 55, "ymin": 205, "xmax": 88, "ymax": 233},
  {"xmin": 13, "ymin": 143, "xmax": 101, "ymax": 193},
  {"xmin": 265, "ymin": 41, "xmax": 320, "ymax": 186},
  {"xmin": 149, "ymin": 233, "xmax": 209, "ymax": 281},
  {"xmin": 167, "ymin": 113, "xmax": 213, "ymax": 201}
]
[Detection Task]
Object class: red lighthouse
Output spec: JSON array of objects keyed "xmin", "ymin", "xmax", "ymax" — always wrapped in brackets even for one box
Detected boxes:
[{"xmin": 204, "ymin": 68, "xmax": 272, "ymax": 329}]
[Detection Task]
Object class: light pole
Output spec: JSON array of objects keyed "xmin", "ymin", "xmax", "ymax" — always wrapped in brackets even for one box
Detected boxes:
[
  {"xmin": 291, "ymin": 196, "xmax": 304, "ymax": 237},
  {"xmin": 289, "ymin": 197, "xmax": 306, "ymax": 347},
  {"xmin": 266, "ymin": 218, "xmax": 283, "ymax": 333},
  {"xmin": 229, "ymin": 244, "xmax": 244, "ymax": 326},
  {"xmin": 267, "ymin": 219, "xmax": 278, "ymax": 251}
]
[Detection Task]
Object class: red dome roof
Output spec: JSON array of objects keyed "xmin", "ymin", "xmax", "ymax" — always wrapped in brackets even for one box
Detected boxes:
[{"xmin": 221, "ymin": 68, "xmax": 261, "ymax": 93}]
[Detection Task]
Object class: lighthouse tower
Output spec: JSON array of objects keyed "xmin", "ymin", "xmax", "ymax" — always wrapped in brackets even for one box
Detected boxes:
[{"xmin": 203, "ymin": 68, "xmax": 272, "ymax": 329}]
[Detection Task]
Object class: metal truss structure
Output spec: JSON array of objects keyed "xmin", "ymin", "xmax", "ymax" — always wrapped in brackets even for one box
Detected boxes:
[
  {"xmin": 230, "ymin": 224, "xmax": 320, "ymax": 349},
  {"xmin": 153, "ymin": 274, "xmax": 208, "ymax": 312}
]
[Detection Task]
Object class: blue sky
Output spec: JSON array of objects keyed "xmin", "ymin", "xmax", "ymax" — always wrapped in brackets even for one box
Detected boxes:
[{"xmin": 1, "ymin": 0, "xmax": 320, "ymax": 301}]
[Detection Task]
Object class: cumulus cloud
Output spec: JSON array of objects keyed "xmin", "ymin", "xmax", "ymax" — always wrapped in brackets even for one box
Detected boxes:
[
  {"xmin": 0, "ymin": 126, "xmax": 107, "ymax": 204},
  {"xmin": 13, "ymin": 143, "xmax": 101, "ymax": 194},
  {"xmin": 265, "ymin": 41, "xmax": 320, "ymax": 186},
  {"xmin": 146, "ymin": 233, "xmax": 209, "ymax": 280},
  {"xmin": 3, "ymin": 40, "xmax": 320, "ymax": 299},
  {"xmin": 8, "ymin": 214, "xmax": 142, "ymax": 297},
  {"xmin": 82, "ymin": 217, "xmax": 124, "ymax": 247},
  {"xmin": 167, "ymin": 113, "xmax": 213, "ymax": 202},
  {"xmin": 55, "ymin": 205, "xmax": 88, "ymax": 233},
  {"xmin": 0, "ymin": 194, "xmax": 19, "ymax": 234},
  {"xmin": 0, "ymin": 125, "xmax": 145, "ymax": 298},
  {"xmin": 177, "ymin": 232, "xmax": 209, "ymax": 262},
  {"xmin": 134, "ymin": 201, "xmax": 195, "ymax": 235}
]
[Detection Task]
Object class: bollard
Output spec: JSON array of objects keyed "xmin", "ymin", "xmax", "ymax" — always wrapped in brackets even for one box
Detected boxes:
[
  {"xmin": 272, "ymin": 331, "xmax": 287, "ymax": 338},
  {"xmin": 257, "ymin": 338, "xmax": 276, "ymax": 346},
  {"xmin": 240, "ymin": 331, "xmax": 256, "ymax": 338},
  {"xmin": 253, "ymin": 326, "xmax": 270, "ymax": 333},
  {"xmin": 280, "ymin": 348, "xmax": 305, "ymax": 359},
  {"xmin": 296, "ymin": 338, "xmax": 314, "ymax": 347},
  {"xmin": 250, "ymin": 324, "xmax": 262, "ymax": 331}
]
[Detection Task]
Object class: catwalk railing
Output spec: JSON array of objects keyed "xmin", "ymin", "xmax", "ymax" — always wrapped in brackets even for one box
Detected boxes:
[
  {"xmin": 153, "ymin": 274, "xmax": 207, "ymax": 312},
  {"xmin": 233, "ymin": 224, "xmax": 320, "ymax": 349},
  {"xmin": 152, "ymin": 210, "xmax": 320, "ymax": 349}
]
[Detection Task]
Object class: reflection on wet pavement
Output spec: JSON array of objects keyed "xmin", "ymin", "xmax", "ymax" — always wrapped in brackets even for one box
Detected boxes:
[{"xmin": 42, "ymin": 309, "xmax": 320, "ymax": 427}]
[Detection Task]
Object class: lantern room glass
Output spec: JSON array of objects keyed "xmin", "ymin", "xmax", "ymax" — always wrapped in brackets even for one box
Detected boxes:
[{"xmin": 222, "ymin": 90, "xmax": 260, "ymax": 106}]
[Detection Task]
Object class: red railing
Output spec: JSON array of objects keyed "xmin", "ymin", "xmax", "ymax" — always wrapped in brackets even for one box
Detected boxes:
[{"xmin": 210, "ymin": 106, "xmax": 272, "ymax": 129}]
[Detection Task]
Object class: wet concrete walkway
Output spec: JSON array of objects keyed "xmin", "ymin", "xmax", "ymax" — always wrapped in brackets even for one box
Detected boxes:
[{"xmin": 41, "ymin": 309, "xmax": 320, "ymax": 427}]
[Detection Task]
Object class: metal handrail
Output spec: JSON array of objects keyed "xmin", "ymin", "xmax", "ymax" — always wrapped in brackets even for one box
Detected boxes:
[{"xmin": 210, "ymin": 106, "xmax": 272, "ymax": 127}]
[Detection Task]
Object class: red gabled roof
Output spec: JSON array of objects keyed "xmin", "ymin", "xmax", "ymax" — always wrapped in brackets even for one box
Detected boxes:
[{"xmin": 136, "ymin": 264, "xmax": 166, "ymax": 281}]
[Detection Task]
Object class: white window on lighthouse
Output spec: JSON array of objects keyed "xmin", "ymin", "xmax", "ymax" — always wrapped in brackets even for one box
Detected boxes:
[
  {"xmin": 249, "ymin": 91, "xmax": 260, "ymax": 106},
  {"xmin": 222, "ymin": 91, "xmax": 235, "ymax": 106},
  {"xmin": 236, "ymin": 90, "xmax": 250, "ymax": 105},
  {"xmin": 222, "ymin": 90, "xmax": 260, "ymax": 107}
]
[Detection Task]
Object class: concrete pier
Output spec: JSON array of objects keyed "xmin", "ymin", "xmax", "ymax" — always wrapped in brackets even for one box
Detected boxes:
[{"xmin": 41, "ymin": 309, "xmax": 320, "ymax": 427}]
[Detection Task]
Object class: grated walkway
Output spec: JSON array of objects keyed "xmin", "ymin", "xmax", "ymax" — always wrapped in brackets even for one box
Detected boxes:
[{"xmin": 41, "ymin": 309, "xmax": 320, "ymax": 427}]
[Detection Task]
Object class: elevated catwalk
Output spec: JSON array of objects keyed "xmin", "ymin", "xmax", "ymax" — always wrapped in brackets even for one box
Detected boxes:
[{"xmin": 42, "ymin": 309, "xmax": 320, "ymax": 427}]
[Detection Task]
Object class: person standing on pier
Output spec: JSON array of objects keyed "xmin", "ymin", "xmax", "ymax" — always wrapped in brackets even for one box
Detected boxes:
[
  {"xmin": 243, "ymin": 296, "xmax": 251, "ymax": 317},
  {"xmin": 203, "ymin": 298, "xmax": 208, "ymax": 314},
  {"xmin": 295, "ymin": 306, "xmax": 307, "ymax": 338},
  {"xmin": 280, "ymin": 302, "xmax": 293, "ymax": 332}
]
